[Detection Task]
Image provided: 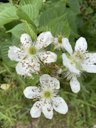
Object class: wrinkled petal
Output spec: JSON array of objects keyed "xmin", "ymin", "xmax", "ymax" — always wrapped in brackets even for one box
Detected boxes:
[
  {"xmin": 8, "ymin": 46, "xmax": 25, "ymax": 61},
  {"xmin": 62, "ymin": 53, "xmax": 80, "ymax": 75},
  {"xmin": 36, "ymin": 32, "xmax": 53, "ymax": 49},
  {"xmin": 20, "ymin": 33, "xmax": 32, "ymax": 48},
  {"xmin": 52, "ymin": 96, "xmax": 68, "ymax": 114},
  {"xmin": 62, "ymin": 38, "xmax": 73, "ymax": 54},
  {"xmin": 81, "ymin": 64, "xmax": 96, "ymax": 73},
  {"xmin": 51, "ymin": 77, "xmax": 60, "ymax": 89},
  {"xmin": 40, "ymin": 74, "xmax": 51, "ymax": 86},
  {"xmin": 40, "ymin": 74, "xmax": 60, "ymax": 89},
  {"xmin": 70, "ymin": 76, "xmax": 80, "ymax": 93},
  {"xmin": 84, "ymin": 53, "xmax": 96, "ymax": 65},
  {"xmin": 38, "ymin": 51, "xmax": 57, "ymax": 63},
  {"xmin": 42, "ymin": 100, "xmax": 53, "ymax": 119},
  {"xmin": 23, "ymin": 86, "xmax": 40, "ymax": 99},
  {"xmin": 30, "ymin": 101, "xmax": 42, "ymax": 118},
  {"xmin": 16, "ymin": 58, "xmax": 40, "ymax": 76},
  {"xmin": 40, "ymin": 74, "xmax": 50, "ymax": 82},
  {"xmin": 16, "ymin": 61, "xmax": 31, "ymax": 76},
  {"xmin": 75, "ymin": 37, "xmax": 87, "ymax": 52}
]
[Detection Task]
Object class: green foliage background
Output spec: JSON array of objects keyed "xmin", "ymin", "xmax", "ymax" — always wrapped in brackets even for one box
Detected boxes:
[{"xmin": 0, "ymin": 0, "xmax": 96, "ymax": 128}]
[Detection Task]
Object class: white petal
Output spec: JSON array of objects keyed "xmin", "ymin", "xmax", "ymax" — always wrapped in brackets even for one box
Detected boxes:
[
  {"xmin": 40, "ymin": 74, "xmax": 51, "ymax": 86},
  {"xmin": 62, "ymin": 38, "xmax": 73, "ymax": 54},
  {"xmin": 16, "ymin": 62, "xmax": 30, "ymax": 76},
  {"xmin": 8, "ymin": 46, "xmax": 25, "ymax": 61},
  {"xmin": 23, "ymin": 86, "xmax": 40, "ymax": 99},
  {"xmin": 42, "ymin": 100, "xmax": 53, "ymax": 119},
  {"xmin": 16, "ymin": 59, "xmax": 40, "ymax": 76},
  {"xmin": 36, "ymin": 32, "xmax": 53, "ymax": 49},
  {"xmin": 20, "ymin": 33, "xmax": 32, "ymax": 48},
  {"xmin": 62, "ymin": 53, "xmax": 80, "ymax": 75},
  {"xmin": 81, "ymin": 64, "xmax": 96, "ymax": 73},
  {"xmin": 30, "ymin": 101, "xmax": 42, "ymax": 118},
  {"xmin": 52, "ymin": 96, "xmax": 68, "ymax": 114},
  {"xmin": 40, "ymin": 74, "xmax": 60, "ymax": 89},
  {"xmin": 75, "ymin": 37, "xmax": 87, "ymax": 52},
  {"xmin": 70, "ymin": 76, "xmax": 80, "ymax": 93},
  {"xmin": 84, "ymin": 53, "xmax": 96, "ymax": 65},
  {"xmin": 39, "ymin": 51, "xmax": 57, "ymax": 63},
  {"xmin": 51, "ymin": 77, "xmax": 60, "ymax": 89}
]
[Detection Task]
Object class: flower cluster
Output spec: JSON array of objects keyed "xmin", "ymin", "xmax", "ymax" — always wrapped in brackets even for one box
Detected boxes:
[
  {"xmin": 24, "ymin": 74, "xmax": 68, "ymax": 119},
  {"xmin": 8, "ymin": 31, "xmax": 96, "ymax": 119},
  {"xmin": 8, "ymin": 32, "xmax": 57, "ymax": 76}
]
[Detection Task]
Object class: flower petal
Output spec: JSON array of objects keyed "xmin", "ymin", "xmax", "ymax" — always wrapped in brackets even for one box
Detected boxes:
[
  {"xmin": 75, "ymin": 37, "xmax": 87, "ymax": 52},
  {"xmin": 70, "ymin": 76, "xmax": 80, "ymax": 93},
  {"xmin": 81, "ymin": 64, "xmax": 96, "ymax": 73},
  {"xmin": 36, "ymin": 32, "xmax": 53, "ymax": 49},
  {"xmin": 40, "ymin": 74, "xmax": 60, "ymax": 89},
  {"xmin": 16, "ymin": 61, "xmax": 30, "ymax": 76},
  {"xmin": 38, "ymin": 51, "xmax": 57, "ymax": 63},
  {"xmin": 62, "ymin": 38, "xmax": 73, "ymax": 54},
  {"xmin": 40, "ymin": 74, "xmax": 51, "ymax": 86},
  {"xmin": 8, "ymin": 46, "xmax": 25, "ymax": 61},
  {"xmin": 23, "ymin": 86, "xmax": 40, "ymax": 99},
  {"xmin": 16, "ymin": 58, "xmax": 40, "ymax": 76},
  {"xmin": 84, "ymin": 53, "xmax": 96, "ymax": 65},
  {"xmin": 20, "ymin": 33, "xmax": 32, "ymax": 48},
  {"xmin": 51, "ymin": 77, "xmax": 60, "ymax": 89},
  {"xmin": 30, "ymin": 101, "xmax": 42, "ymax": 118},
  {"xmin": 42, "ymin": 100, "xmax": 53, "ymax": 119},
  {"xmin": 52, "ymin": 96, "xmax": 68, "ymax": 114},
  {"xmin": 62, "ymin": 53, "xmax": 80, "ymax": 75}
]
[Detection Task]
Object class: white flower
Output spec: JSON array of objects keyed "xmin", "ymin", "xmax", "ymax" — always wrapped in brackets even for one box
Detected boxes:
[
  {"xmin": 93, "ymin": 125, "xmax": 96, "ymax": 128},
  {"xmin": 23, "ymin": 74, "xmax": 68, "ymax": 119},
  {"xmin": 8, "ymin": 32, "xmax": 57, "ymax": 76},
  {"xmin": 62, "ymin": 37, "xmax": 96, "ymax": 93}
]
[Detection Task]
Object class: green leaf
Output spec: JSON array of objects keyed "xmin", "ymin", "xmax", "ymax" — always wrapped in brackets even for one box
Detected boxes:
[
  {"xmin": 16, "ymin": 7, "xmax": 33, "ymax": 24},
  {"xmin": 19, "ymin": 0, "xmax": 34, "ymax": 5},
  {"xmin": 0, "ymin": 4, "xmax": 18, "ymax": 26},
  {"xmin": 8, "ymin": 23, "xmax": 25, "ymax": 39},
  {"xmin": 16, "ymin": 6, "xmax": 37, "ymax": 30},
  {"xmin": 66, "ymin": 9, "xmax": 79, "ymax": 38},
  {"xmin": 22, "ymin": 20, "xmax": 37, "ymax": 41},
  {"xmin": 39, "ymin": 1, "xmax": 70, "ymax": 37},
  {"xmin": 19, "ymin": 0, "xmax": 43, "ymax": 25},
  {"xmin": 0, "ymin": 3, "xmax": 11, "ymax": 12},
  {"xmin": 39, "ymin": 1, "xmax": 66, "ymax": 26},
  {"xmin": 40, "ymin": 15, "xmax": 70, "ymax": 37},
  {"xmin": 68, "ymin": 0, "xmax": 81, "ymax": 14},
  {"xmin": 8, "ymin": 19, "xmax": 37, "ymax": 40}
]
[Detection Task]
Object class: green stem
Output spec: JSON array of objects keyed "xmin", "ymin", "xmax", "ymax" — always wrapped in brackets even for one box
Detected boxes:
[{"xmin": 0, "ymin": 69, "xmax": 6, "ymax": 74}]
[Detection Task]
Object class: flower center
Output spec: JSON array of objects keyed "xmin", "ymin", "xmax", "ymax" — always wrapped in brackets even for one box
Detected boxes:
[
  {"xmin": 28, "ymin": 46, "xmax": 37, "ymax": 55},
  {"xmin": 74, "ymin": 51, "xmax": 84, "ymax": 61},
  {"xmin": 69, "ymin": 51, "xmax": 85, "ymax": 70},
  {"xmin": 44, "ymin": 91, "xmax": 51, "ymax": 98}
]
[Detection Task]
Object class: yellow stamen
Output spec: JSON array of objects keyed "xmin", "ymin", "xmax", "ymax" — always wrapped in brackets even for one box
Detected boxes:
[{"xmin": 28, "ymin": 46, "xmax": 37, "ymax": 55}]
